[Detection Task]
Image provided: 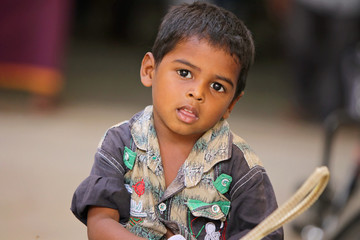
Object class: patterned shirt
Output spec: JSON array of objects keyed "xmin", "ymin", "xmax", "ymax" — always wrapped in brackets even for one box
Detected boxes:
[{"xmin": 71, "ymin": 106, "xmax": 283, "ymax": 240}]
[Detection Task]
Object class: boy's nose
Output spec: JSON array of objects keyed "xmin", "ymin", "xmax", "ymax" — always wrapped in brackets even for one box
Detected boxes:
[{"xmin": 187, "ymin": 89, "xmax": 204, "ymax": 102}]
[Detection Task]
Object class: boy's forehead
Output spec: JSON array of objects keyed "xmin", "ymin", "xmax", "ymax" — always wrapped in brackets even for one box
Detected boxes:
[{"xmin": 171, "ymin": 36, "xmax": 240, "ymax": 65}]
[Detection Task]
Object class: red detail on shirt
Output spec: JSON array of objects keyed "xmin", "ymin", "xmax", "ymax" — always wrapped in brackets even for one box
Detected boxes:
[{"xmin": 133, "ymin": 179, "xmax": 145, "ymax": 197}]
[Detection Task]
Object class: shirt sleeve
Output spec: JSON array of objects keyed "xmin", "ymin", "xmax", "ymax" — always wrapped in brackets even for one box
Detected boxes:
[
  {"xmin": 225, "ymin": 147, "xmax": 284, "ymax": 239},
  {"xmin": 71, "ymin": 124, "xmax": 132, "ymax": 225}
]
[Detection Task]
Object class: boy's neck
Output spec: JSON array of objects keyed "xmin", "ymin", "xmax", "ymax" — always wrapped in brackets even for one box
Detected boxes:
[
  {"xmin": 154, "ymin": 122, "xmax": 204, "ymax": 187},
  {"xmin": 156, "ymin": 125, "xmax": 200, "ymax": 161},
  {"xmin": 157, "ymin": 133, "xmax": 195, "ymax": 188}
]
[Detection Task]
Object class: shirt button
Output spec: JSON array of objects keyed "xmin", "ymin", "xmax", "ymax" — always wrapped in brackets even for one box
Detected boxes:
[
  {"xmin": 158, "ymin": 202, "xmax": 167, "ymax": 212},
  {"xmin": 212, "ymin": 204, "xmax": 220, "ymax": 213},
  {"xmin": 221, "ymin": 178, "xmax": 229, "ymax": 187},
  {"xmin": 124, "ymin": 152, "xmax": 129, "ymax": 161}
]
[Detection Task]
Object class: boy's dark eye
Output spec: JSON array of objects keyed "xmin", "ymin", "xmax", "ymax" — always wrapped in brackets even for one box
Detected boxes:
[
  {"xmin": 177, "ymin": 69, "xmax": 192, "ymax": 79},
  {"xmin": 211, "ymin": 82, "xmax": 225, "ymax": 92}
]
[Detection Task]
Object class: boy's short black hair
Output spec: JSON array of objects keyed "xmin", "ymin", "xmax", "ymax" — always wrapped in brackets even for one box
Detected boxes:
[{"xmin": 152, "ymin": 1, "xmax": 255, "ymax": 99}]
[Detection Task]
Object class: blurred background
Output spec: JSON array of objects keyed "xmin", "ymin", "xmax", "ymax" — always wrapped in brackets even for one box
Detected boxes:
[{"xmin": 1, "ymin": 0, "xmax": 360, "ymax": 239}]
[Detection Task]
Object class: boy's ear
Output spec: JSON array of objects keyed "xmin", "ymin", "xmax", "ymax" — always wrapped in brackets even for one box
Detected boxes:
[
  {"xmin": 222, "ymin": 91, "xmax": 244, "ymax": 119},
  {"xmin": 140, "ymin": 52, "xmax": 156, "ymax": 87}
]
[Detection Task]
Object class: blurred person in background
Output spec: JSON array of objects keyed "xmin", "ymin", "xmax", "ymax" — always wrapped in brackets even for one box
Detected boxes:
[
  {"xmin": 0, "ymin": 0, "xmax": 72, "ymax": 110},
  {"xmin": 267, "ymin": 0, "xmax": 360, "ymax": 121}
]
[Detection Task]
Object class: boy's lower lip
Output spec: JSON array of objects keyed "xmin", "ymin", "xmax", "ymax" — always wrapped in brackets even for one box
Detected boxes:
[{"xmin": 176, "ymin": 108, "xmax": 199, "ymax": 124}]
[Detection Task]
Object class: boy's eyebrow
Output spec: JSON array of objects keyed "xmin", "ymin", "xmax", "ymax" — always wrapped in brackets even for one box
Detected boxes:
[
  {"xmin": 173, "ymin": 59, "xmax": 200, "ymax": 71},
  {"xmin": 174, "ymin": 59, "xmax": 235, "ymax": 87},
  {"xmin": 215, "ymin": 74, "xmax": 234, "ymax": 88}
]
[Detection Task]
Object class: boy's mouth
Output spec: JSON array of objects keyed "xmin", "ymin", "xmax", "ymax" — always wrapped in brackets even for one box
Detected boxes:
[{"xmin": 176, "ymin": 105, "xmax": 199, "ymax": 124}]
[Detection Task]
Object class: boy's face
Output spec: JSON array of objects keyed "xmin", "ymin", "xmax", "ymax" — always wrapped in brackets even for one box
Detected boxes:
[{"xmin": 141, "ymin": 37, "xmax": 243, "ymax": 140}]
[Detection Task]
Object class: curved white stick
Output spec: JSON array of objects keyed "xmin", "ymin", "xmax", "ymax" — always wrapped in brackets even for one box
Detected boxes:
[{"xmin": 240, "ymin": 166, "xmax": 330, "ymax": 240}]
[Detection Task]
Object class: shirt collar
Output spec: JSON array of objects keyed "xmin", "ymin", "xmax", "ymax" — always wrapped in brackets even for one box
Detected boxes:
[
  {"xmin": 130, "ymin": 105, "xmax": 232, "ymax": 187},
  {"xmin": 183, "ymin": 120, "xmax": 232, "ymax": 187},
  {"xmin": 130, "ymin": 106, "xmax": 161, "ymax": 173},
  {"xmin": 130, "ymin": 105, "xmax": 155, "ymax": 151}
]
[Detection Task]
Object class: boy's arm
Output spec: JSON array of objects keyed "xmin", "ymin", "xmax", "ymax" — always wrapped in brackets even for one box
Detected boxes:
[
  {"xmin": 226, "ymin": 165, "xmax": 284, "ymax": 240},
  {"xmin": 223, "ymin": 137, "xmax": 283, "ymax": 239},
  {"xmin": 87, "ymin": 206, "xmax": 146, "ymax": 240},
  {"xmin": 71, "ymin": 149, "xmax": 131, "ymax": 225},
  {"xmin": 71, "ymin": 123, "xmax": 133, "ymax": 224}
]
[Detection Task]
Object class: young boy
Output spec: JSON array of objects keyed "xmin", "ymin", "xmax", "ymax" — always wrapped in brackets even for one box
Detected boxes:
[{"xmin": 71, "ymin": 2, "xmax": 283, "ymax": 240}]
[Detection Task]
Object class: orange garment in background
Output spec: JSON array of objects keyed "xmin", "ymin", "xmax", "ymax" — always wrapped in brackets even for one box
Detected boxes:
[{"xmin": 0, "ymin": 0, "xmax": 71, "ymax": 97}]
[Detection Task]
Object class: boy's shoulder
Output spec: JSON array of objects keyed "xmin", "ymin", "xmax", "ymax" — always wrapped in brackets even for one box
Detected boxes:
[
  {"xmin": 216, "ymin": 131, "xmax": 267, "ymax": 199},
  {"xmin": 230, "ymin": 131, "xmax": 263, "ymax": 169},
  {"xmin": 97, "ymin": 120, "xmax": 132, "ymax": 150},
  {"xmin": 98, "ymin": 107, "xmax": 150, "ymax": 149}
]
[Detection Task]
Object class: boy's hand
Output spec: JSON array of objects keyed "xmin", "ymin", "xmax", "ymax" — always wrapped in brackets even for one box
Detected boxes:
[
  {"xmin": 87, "ymin": 206, "xmax": 145, "ymax": 240},
  {"xmin": 168, "ymin": 234, "xmax": 186, "ymax": 240}
]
